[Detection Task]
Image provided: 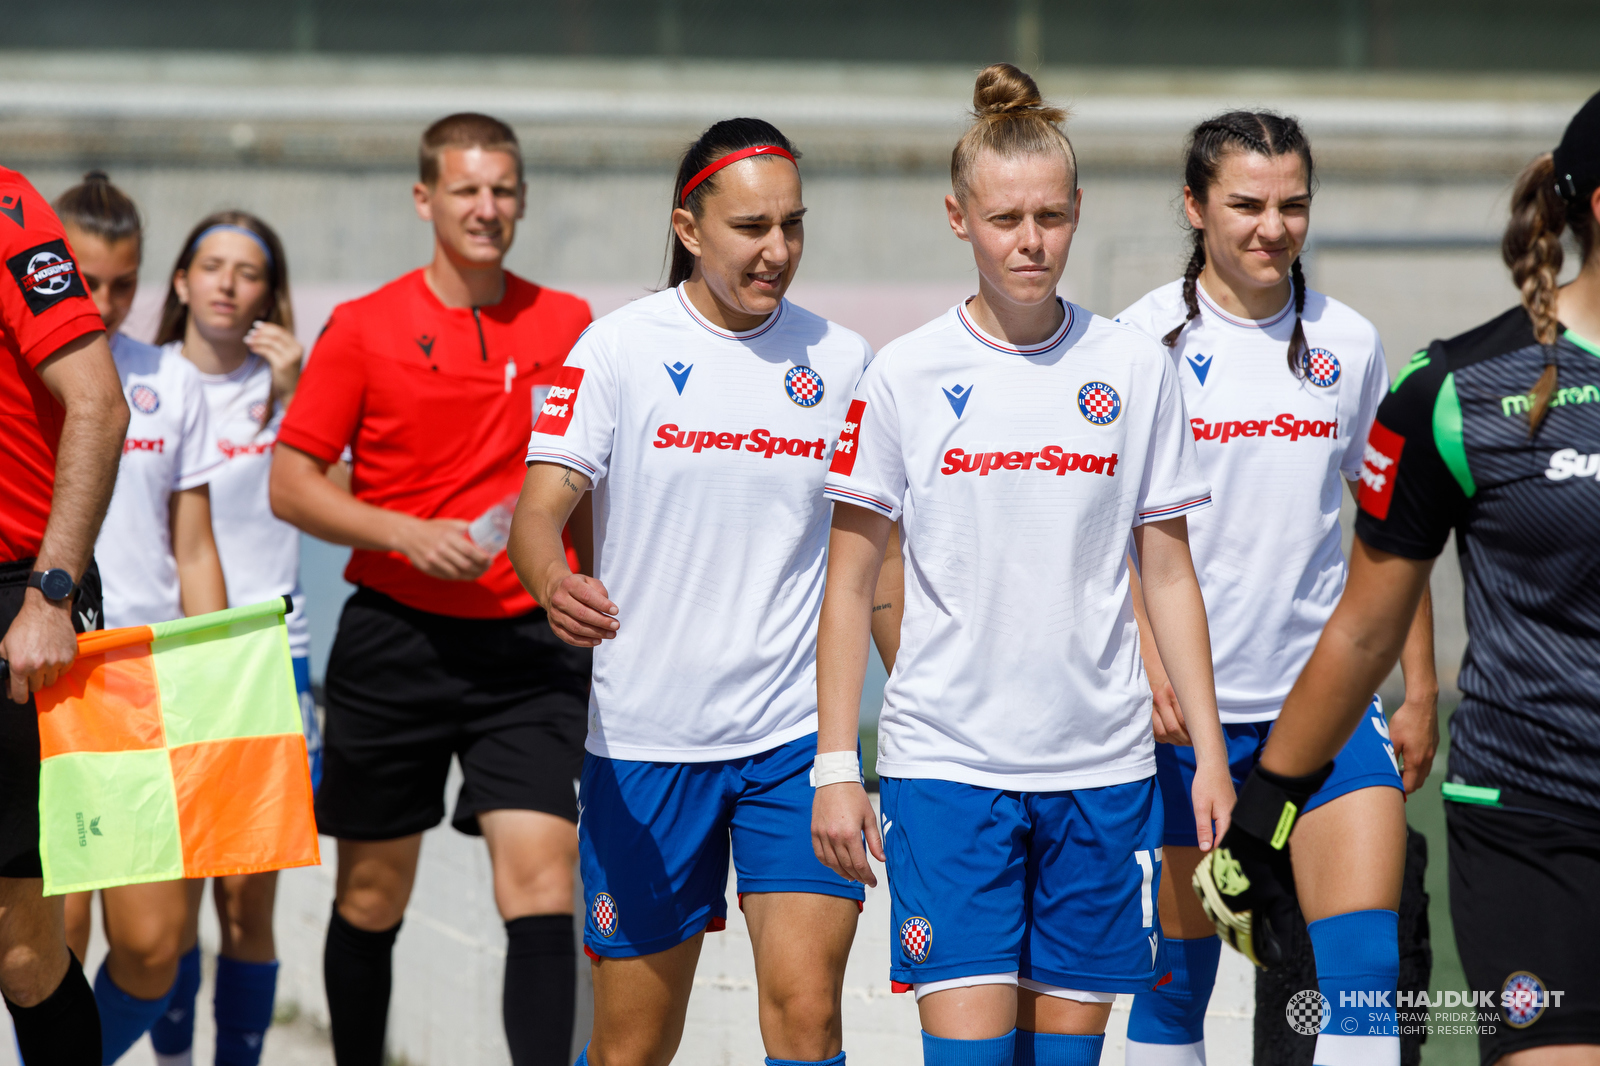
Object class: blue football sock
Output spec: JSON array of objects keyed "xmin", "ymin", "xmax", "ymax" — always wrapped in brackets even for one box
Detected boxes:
[
  {"xmin": 149, "ymin": 945, "xmax": 201, "ymax": 1058},
  {"xmin": 1308, "ymin": 909, "xmax": 1400, "ymax": 1066},
  {"xmin": 1014, "ymin": 1031, "xmax": 1105, "ymax": 1066},
  {"xmin": 213, "ymin": 957, "xmax": 279, "ymax": 1066},
  {"xmin": 94, "ymin": 959, "xmax": 176, "ymax": 1064},
  {"xmin": 922, "ymin": 1029, "xmax": 1015, "ymax": 1066},
  {"xmin": 1126, "ymin": 935, "xmax": 1220, "ymax": 1062},
  {"xmin": 766, "ymin": 1054, "xmax": 846, "ymax": 1066}
]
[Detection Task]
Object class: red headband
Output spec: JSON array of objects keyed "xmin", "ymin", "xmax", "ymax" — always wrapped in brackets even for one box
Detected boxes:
[{"xmin": 679, "ymin": 145, "xmax": 798, "ymax": 205}]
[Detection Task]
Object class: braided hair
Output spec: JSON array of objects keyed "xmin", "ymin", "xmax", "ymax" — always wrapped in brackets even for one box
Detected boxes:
[{"xmin": 1162, "ymin": 111, "xmax": 1316, "ymax": 378}]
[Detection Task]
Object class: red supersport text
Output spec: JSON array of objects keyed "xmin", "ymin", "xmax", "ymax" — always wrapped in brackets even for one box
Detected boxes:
[
  {"xmin": 1191, "ymin": 414, "xmax": 1338, "ymax": 443},
  {"xmin": 123, "ymin": 437, "xmax": 165, "ymax": 454},
  {"xmin": 653, "ymin": 423, "xmax": 828, "ymax": 460},
  {"xmin": 941, "ymin": 446, "xmax": 1118, "ymax": 477},
  {"xmin": 217, "ymin": 439, "xmax": 274, "ymax": 459}
]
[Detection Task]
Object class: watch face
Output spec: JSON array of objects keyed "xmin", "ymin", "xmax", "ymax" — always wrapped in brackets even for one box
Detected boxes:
[{"xmin": 39, "ymin": 570, "xmax": 73, "ymax": 600}]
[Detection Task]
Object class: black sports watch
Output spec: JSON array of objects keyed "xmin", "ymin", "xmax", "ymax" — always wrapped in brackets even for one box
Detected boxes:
[{"xmin": 27, "ymin": 569, "xmax": 76, "ymax": 603}]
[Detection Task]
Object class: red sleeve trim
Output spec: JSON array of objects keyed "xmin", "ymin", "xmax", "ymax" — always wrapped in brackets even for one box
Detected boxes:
[
  {"xmin": 19, "ymin": 311, "xmax": 104, "ymax": 369},
  {"xmin": 274, "ymin": 424, "xmax": 345, "ymax": 465}
]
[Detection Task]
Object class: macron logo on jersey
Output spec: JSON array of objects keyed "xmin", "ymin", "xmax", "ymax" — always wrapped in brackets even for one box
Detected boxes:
[
  {"xmin": 1191, "ymin": 414, "xmax": 1338, "ymax": 444},
  {"xmin": 942, "ymin": 384, "xmax": 973, "ymax": 418},
  {"xmin": 664, "ymin": 361, "xmax": 693, "ymax": 395},
  {"xmin": 941, "ymin": 446, "xmax": 1118, "ymax": 478},
  {"xmin": 829, "ymin": 399, "xmax": 866, "ymax": 477},
  {"xmin": 1358, "ymin": 420, "xmax": 1405, "ymax": 520},
  {"xmin": 1187, "ymin": 353, "xmax": 1214, "ymax": 385},
  {"xmin": 534, "ymin": 367, "xmax": 584, "ymax": 436}
]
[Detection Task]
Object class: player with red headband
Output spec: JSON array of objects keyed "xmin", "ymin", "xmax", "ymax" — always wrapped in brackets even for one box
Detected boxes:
[{"xmin": 510, "ymin": 118, "xmax": 893, "ymax": 1066}]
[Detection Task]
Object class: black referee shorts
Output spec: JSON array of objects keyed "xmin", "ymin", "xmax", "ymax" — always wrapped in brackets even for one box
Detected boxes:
[
  {"xmin": 0, "ymin": 559, "xmax": 102, "ymax": 879},
  {"xmin": 1447, "ymin": 790, "xmax": 1600, "ymax": 1064},
  {"xmin": 315, "ymin": 587, "xmax": 589, "ymax": 840}
]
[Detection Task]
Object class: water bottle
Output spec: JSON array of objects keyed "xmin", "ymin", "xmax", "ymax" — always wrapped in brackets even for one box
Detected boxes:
[{"xmin": 468, "ymin": 491, "xmax": 522, "ymax": 555}]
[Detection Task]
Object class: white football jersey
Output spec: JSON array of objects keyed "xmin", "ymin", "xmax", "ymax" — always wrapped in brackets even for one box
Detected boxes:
[
  {"xmin": 525, "ymin": 286, "xmax": 873, "ymax": 762},
  {"xmin": 175, "ymin": 345, "xmax": 310, "ymax": 657},
  {"xmin": 1115, "ymin": 281, "xmax": 1388, "ymax": 722},
  {"xmin": 825, "ymin": 300, "xmax": 1210, "ymax": 791},
  {"xmin": 96, "ymin": 334, "xmax": 223, "ymax": 629}
]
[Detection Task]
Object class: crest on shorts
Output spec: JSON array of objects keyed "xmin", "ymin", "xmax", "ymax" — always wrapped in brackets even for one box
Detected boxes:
[
  {"xmin": 1078, "ymin": 382, "xmax": 1121, "ymax": 425},
  {"xmin": 899, "ymin": 916, "xmax": 932, "ymax": 964},
  {"xmin": 591, "ymin": 892, "xmax": 618, "ymax": 938},
  {"xmin": 1302, "ymin": 348, "xmax": 1341, "ymax": 388},
  {"xmin": 785, "ymin": 365, "xmax": 824, "ymax": 408},
  {"xmin": 129, "ymin": 385, "xmax": 160, "ymax": 414},
  {"xmin": 1501, "ymin": 971, "xmax": 1548, "ymax": 1028}
]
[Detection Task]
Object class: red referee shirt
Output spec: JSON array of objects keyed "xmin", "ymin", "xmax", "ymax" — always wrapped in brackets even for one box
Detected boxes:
[
  {"xmin": 0, "ymin": 167, "xmax": 108, "ymax": 563},
  {"xmin": 278, "ymin": 269, "xmax": 590, "ymax": 618}
]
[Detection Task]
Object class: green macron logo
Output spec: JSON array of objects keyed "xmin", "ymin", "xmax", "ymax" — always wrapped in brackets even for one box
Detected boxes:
[{"xmin": 1502, "ymin": 385, "xmax": 1600, "ymax": 417}]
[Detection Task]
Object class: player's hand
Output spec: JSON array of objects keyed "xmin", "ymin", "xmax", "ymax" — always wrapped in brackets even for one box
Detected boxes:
[
  {"xmin": 543, "ymin": 572, "xmax": 619, "ymax": 647},
  {"xmin": 393, "ymin": 517, "xmax": 493, "ymax": 581},
  {"xmin": 812, "ymin": 782, "xmax": 883, "ymax": 888},
  {"xmin": 1387, "ymin": 692, "xmax": 1439, "ymax": 794},
  {"xmin": 0, "ymin": 592, "xmax": 79, "ymax": 703},
  {"xmin": 244, "ymin": 321, "xmax": 303, "ymax": 403},
  {"xmin": 1189, "ymin": 760, "xmax": 1235, "ymax": 852},
  {"xmin": 1150, "ymin": 678, "xmax": 1192, "ymax": 746},
  {"xmin": 1192, "ymin": 762, "xmax": 1330, "ymax": 969}
]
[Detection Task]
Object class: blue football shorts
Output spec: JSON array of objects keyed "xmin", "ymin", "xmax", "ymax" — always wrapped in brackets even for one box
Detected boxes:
[
  {"xmin": 578, "ymin": 732, "xmax": 865, "ymax": 959},
  {"xmin": 880, "ymin": 775, "xmax": 1165, "ymax": 992},
  {"xmin": 292, "ymin": 655, "xmax": 322, "ymax": 792},
  {"xmin": 1156, "ymin": 694, "xmax": 1403, "ymax": 848}
]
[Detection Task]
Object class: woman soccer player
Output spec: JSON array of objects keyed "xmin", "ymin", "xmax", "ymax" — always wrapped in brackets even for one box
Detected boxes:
[
  {"xmin": 812, "ymin": 65, "xmax": 1233, "ymax": 1066},
  {"xmin": 144, "ymin": 211, "xmax": 309, "ymax": 1066},
  {"xmin": 509, "ymin": 118, "xmax": 893, "ymax": 1066},
  {"xmin": 54, "ymin": 173, "xmax": 230, "ymax": 1064},
  {"xmin": 1113, "ymin": 113, "xmax": 1439, "ymax": 1066},
  {"xmin": 1208, "ymin": 92, "xmax": 1600, "ymax": 1066}
]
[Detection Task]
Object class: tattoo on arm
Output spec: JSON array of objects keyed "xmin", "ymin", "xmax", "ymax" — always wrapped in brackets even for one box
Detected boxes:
[
  {"xmin": 873, "ymin": 602, "xmax": 893, "ymax": 612},
  {"xmin": 561, "ymin": 469, "xmax": 580, "ymax": 494}
]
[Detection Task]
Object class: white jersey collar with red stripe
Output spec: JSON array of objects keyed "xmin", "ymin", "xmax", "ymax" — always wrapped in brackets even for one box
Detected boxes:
[
  {"xmin": 1196, "ymin": 284, "xmax": 1294, "ymax": 329},
  {"xmin": 675, "ymin": 283, "xmax": 786, "ymax": 341},
  {"xmin": 956, "ymin": 297, "xmax": 1075, "ymax": 356}
]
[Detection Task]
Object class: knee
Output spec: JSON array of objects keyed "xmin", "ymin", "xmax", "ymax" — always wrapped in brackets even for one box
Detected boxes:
[
  {"xmin": 0, "ymin": 941, "xmax": 65, "ymax": 1007},
  {"xmin": 110, "ymin": 923, "xmax": 185, "ymax": 980},
  {"xmin": 765, "ymin": 984, "xmax": 841, "ymax": 1050},
  {"xmin": 587, "ymin": 1034, "xmax": 680, "ymax": 1066}
]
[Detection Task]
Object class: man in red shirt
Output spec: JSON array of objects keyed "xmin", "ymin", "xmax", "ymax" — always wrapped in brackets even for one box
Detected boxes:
[
  {"xmin": 0, "ymin": 166, "xmax": 128, "ymax": 1063},
  {"xmin": 271, "ymin": 114, "xmax": 591, "ymax": 1066}
]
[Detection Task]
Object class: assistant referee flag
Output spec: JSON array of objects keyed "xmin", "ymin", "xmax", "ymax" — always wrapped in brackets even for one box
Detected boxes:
[{"xmin": 32, "ymin": 597, "xmax": 318, "ymax": 895}]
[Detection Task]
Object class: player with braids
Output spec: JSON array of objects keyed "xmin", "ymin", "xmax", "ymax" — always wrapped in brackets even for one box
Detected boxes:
[
  {"xmin": 1117, "ymin": 110, "xmax": 1440, "ymax": 1066},
  {"xmin": 1194, "ymin": 91, "xmax": 1600, "ymax": 1066},
  {"xmin": 816, "ymin": 65, "xmax": 1232, "ymax": 1066}
]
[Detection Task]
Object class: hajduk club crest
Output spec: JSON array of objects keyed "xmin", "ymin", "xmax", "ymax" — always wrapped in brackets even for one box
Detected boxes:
[
  {"xmin": 1303, "ymin": 348, "xmax": 1341, "ymax": 388},
  {"xmin": 1078, "ymin": 381, "xmax": 1121, "ymax": 425},
  {"xmin": 899, "ymin": 916, "xmax": 933, "ymax": 964},
  {"xmin": 129, "ymin": 385, "xmax": 161, "ymax": 414},
  {"xmin": 785, "ymin": 365, "xmax": 825, "ymax": 407},
  {"xmin": 591, "ymin": 892, "xmax": 618, "ymax": 938}
]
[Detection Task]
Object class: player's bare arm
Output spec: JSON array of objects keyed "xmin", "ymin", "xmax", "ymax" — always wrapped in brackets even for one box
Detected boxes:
[
  {"xmin": 507, "ymin": 461, "xmax": 616, "ymax": 647},
  {"xmin": 270, "ymin": 442, "xmax": 492, "ymax": 582},
  {"xmin": 1131, "ymin": 515, "xmax": 1234, "ymax": 849},
  {"xmin": 1127, "ymin": 561, "xmax": 1190, "ymax": 746},
  {"xmin": 1259, "ymin": 536, "xmax": 1433, "ymax": 779},
  {"xmin": 1, "ymin": 331, "xmax": 125, "ymax": 702},
  {"xmin": 868, "ymin": 523, "xmax": 904, "ymax": 673},
  {"xmin": 811, "ymin": 501, "xmax": 892, "ymax": 887},
  {"xmin": 169, "ymin": 484, "xmax": 229, "ymax": 617}
]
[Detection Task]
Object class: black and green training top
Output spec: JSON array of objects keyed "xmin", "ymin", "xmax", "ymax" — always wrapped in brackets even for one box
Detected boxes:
[{"xmin": 1353, "ymin": 304, "xmax": 1600, "ymax": 814}]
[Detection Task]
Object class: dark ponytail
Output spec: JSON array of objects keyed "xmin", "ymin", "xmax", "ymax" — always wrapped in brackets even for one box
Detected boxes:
[
  {"xmin": 1502, "ymin": 152, "xmax": 1595, "ymax": 433},
  {"xmin": 664, "ymin": 118, "xmax": 799, "ymax": 289},
  {"xmin": 1164, "ymin": 111, "xmax": 1316, "ymax": 377},
  {"xmin": 52, "ymin": 170, "xmax": 142, "ymax": 249}
]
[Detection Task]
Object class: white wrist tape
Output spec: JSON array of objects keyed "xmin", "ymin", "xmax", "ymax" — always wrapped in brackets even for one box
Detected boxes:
[{"xmin": 813, "ymin": 750, "xmax": 861, "ymax": 788}]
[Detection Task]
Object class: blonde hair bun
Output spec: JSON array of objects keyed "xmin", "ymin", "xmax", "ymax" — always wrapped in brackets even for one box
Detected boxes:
[{"xmin": 972, "ymin": 63, "xmax": 1068, "ymax": 127}]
